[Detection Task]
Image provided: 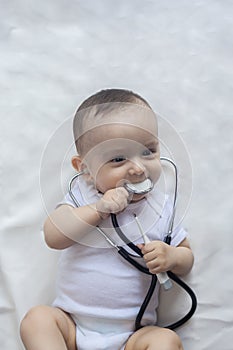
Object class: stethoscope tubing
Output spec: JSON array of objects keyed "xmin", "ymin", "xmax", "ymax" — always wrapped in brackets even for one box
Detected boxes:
[
  {"xmin": 166, "ymin": 271, "xmax": 197, "ymax": 330},
  {"xmin": 134, "ymin": 271, "xmax": 197, "ymax": 331},
  {"xmin": 111, "ymin": 212, "xmax": 197, "ymax": 331}
]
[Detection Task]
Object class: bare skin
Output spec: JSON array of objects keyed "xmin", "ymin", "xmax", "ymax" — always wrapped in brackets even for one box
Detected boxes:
[
  {"xmin": 20, "ymin": 306, "xmax": 183, "ymax": 350},
  {"xmin": 20, "ymin": 306, "xmax": 77, "ymax": 350}
]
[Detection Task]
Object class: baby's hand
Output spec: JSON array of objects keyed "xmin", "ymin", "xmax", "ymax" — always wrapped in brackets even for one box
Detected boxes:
[
  {"xmin": 96, "ymin": 187, "xmax": 130, "ymax": 219},
  {"xmin": 140, "ymin": 241, "xmax": 177, "ymax": 274}
]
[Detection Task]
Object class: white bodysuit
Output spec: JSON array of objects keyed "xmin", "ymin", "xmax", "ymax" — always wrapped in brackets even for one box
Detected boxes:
[{"xmin": 52, "ymin": 176, "xmax": 187, "ymax": 350}]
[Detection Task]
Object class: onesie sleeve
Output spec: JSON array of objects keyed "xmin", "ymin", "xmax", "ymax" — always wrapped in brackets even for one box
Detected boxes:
[
  {"xmin": 168, "ymin": 223, "xmax": 187, "ymax": 247},
  {"xmin": 56, "ymin": 176, "xmax": 99, "ymax": 208},
  {"xmin": 56, "ymin": 179, "xmax": 83, "ymax": 208},
  {"xmin": 56, "ymin": 192, "xmax": 77, "ymax": 208},
  {"xmin": 159, "ymin": 196, "xmax": 187, "ymax": 247}
]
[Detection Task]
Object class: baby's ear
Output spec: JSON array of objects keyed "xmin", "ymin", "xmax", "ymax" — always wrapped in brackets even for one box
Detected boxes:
[
  {"xmin": 71, "ymin": 155, "xmax": 82, "ymax": 171},
  {"xmin": 71, "ymin": 156, "xmax": 90, "ymax": 176}
]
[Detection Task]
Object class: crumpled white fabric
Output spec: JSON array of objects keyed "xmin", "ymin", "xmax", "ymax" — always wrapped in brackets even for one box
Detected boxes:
[{"xmin": 1, "ymin": 1, "xmax": 233, "ymax": 350}]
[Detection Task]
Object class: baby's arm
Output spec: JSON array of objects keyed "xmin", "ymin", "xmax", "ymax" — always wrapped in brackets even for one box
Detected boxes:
[
  {"xmin": 43, "ymin": 187, "xmax": 129, "ymax": 250},
  {"xmin": 140, "ymin": 238, "xmax": 194, "ymax": 276}
]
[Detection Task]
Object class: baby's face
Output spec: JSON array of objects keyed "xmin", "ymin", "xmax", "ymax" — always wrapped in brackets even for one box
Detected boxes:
[{"xmin": 80, "ymin": 109, "xmax": 161, "ymax": 201}]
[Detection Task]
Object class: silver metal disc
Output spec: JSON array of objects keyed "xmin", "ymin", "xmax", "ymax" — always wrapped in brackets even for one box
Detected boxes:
[{"xmin": 124, "ymin": 178, "xmax": 154, "ymax": 194}]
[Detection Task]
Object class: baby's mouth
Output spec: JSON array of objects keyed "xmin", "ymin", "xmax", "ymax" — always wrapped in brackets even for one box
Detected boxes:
[{"xmin": 124, "ymin": 178, "xmax": 154, "ymax": 195}]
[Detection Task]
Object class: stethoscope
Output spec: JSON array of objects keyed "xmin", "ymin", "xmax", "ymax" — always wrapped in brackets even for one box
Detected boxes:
[{"xmin": 68, "ymin": 157, "xmax": 197, "ymax": 331}]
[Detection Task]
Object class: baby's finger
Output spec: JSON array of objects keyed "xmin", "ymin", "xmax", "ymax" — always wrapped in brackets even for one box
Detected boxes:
[
  {"xmin": 112, "ymin": 195, "xmax": 128, "ymax": 212},
  {"xmin": 115, "ymin": 186, "xmax": 130, "ymax": 200},
  {"xmin": 137, "ymin": 244, "xmax": 144, "ymax": 250},
  {"xmin": 140, "ymin": 242, "xmax": 155, "ymax": 254}
]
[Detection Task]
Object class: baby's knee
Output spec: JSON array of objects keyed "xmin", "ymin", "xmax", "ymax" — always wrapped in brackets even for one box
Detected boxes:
[
  {"xmin": 145, "ymin": 327, "xmax": 183, "ymax": 350},
  {"xmin": 20, "ymin": 305, "xmax": 54, "ymax": 339},
  {"xmin": 160, "ymin": 329, "xmax": 183, "ymax": 350},
  {"xmin": 127, "ymin": 326, "xmax": 183, "ymax": 350}
]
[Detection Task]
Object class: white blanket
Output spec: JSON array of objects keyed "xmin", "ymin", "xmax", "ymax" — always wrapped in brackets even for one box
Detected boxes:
[{"xmin": 1, "ymin": 1, "xmax": 233, "ymax": 349}]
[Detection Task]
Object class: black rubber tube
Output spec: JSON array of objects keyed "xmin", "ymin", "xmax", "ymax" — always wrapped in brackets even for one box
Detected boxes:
[{"xmin": 111, "ymin": 213, "xmax": 197, "ymax": 330}]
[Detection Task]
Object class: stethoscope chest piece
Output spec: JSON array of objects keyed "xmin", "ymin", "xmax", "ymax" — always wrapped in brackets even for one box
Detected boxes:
[{"xmin": 124, "ymin": 178, "xmax": 154, "ymax": 194}]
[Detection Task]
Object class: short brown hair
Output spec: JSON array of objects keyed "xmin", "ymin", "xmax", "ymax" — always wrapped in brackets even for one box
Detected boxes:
[
  {"xmin": 73, "ymin": 88, "xmax": 152, "ymax": 154},
  {"xmin": 77, "ymin": 88, "xmax": 151, "ymax": 111}
]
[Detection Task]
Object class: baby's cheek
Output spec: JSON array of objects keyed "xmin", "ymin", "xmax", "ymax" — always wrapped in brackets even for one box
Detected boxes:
[{"xmin": 150, "ymin": 162, "xmax": 162, "ymax": 183}]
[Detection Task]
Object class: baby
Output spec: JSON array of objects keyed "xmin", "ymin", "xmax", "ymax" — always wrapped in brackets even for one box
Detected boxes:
[{"xmin": 20, "ymin": 89, "xmax": 194, "ymax": 350}]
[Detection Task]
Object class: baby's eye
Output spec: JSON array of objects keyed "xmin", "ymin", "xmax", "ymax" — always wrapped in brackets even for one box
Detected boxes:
[
  {"xmin": 110, "ymin": 156, "xmax": 126, "ymax": 163},
  {"xmin": 142, "ymin": 149, "xmax": 155, "ymax": 156}
]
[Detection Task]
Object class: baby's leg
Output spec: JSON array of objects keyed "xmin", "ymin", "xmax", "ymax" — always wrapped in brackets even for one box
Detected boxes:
[
  {"xmin": 125, "ymin": 326, "xmax": 183, "ymax": 350},
  {"xmin": 20, "ymin": 305, "xmax": 77, "ymax": 350}
]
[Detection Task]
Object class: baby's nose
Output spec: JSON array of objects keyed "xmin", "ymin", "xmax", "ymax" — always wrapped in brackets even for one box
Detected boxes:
[{"xmin": 128, "ymin": 159, "xmax": 145, "ymax": 176}]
